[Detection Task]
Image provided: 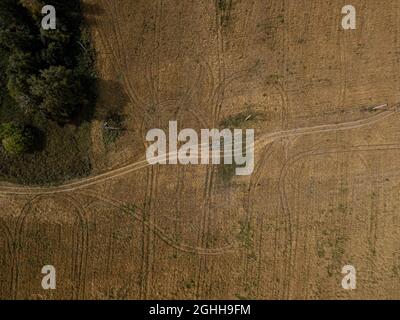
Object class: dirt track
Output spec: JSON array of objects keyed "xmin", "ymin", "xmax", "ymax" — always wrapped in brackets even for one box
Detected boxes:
[{"xmin": 0, "ymin": 105, "xmax": 395, "ymax": 195}]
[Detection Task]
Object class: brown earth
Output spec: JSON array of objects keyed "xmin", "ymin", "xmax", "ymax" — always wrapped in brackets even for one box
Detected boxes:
[{"xmin": 2, "ymin": 0, "xmax": 400, "ymax": 299}]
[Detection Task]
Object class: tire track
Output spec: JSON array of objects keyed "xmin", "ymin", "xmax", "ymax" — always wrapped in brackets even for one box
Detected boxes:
[
  {"xmin": 97, "ymin": 28, "xmax": 146, "ymax": 114},
  {"xmin": 171, "ymin": 165, "xmax": 186, "ymax": 296},
  {"xmin": 97, "ymin": 1, "xmax": 146, "ymax": 114},
  {"xmin": 243, "ymin": 143, "xmax": 275, "ymax": 298},
  {"xmin": 140, "ymin": 166, "xmax": 155, "ymax": 299},
  {"xmin": 195, "ymin": 1, "xmax": 227, "ymax": 298},
  {"xmin": 168, "ymin": 55, "xmax": 214, "ymax": 296},
  {"xmin": 195, "ymin": 164, "xmax": 215, "ymax": 298},
  {"xmin": 213, "ymin": 0, "xmax": 227, "ymax": 125},
  {"xmin": 277, "ymin": 139, "xmax": 328, "ymax": 299},
  {"xmin": 13, "ymin": 194, "xmax": 88, "ymax": 299},
  {"xmin": 277, "ymin": 141, "xmax": 341, "ymax": 299},
  {"xmin": 239, "ymin": 0, "xmax": 255, "ymax": 50},
  {"xmin": 141, "ymin": 0, "xmax": 163, "ymax": 299},
  {"xmin": 273, "ymin": 137, "xmax": 366, "ymax": 298},
  {"xmin": 281, "ymin": 0, "xmax": 290, "ymax": 129},
  {"xmin": 338, "ymin": 35, "xmax": 347, "ymax": 110},
  {"xmin": 0, "ymin": 216, "xmax": 14, "ymax": 298},
  {"xmin": 77, "ymin": 190, "xmax": 235, "ymax": 256},
  {"xmin": 278, "ymin": 143, "xmax": 400, "ymax": 298}
]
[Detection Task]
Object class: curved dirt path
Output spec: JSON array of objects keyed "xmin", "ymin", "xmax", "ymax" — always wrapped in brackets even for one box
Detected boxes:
[{"xmin": 0, "ymin": 104, "xmax": 397, "ymax": 195}]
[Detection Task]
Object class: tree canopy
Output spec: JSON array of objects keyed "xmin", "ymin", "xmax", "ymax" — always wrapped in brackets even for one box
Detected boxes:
[
  {"xmin": 0, "ymin": 0, "xmax": 92, "ymax": 124},
  {"xmin": 0, "ymin": 0, "xmax": 96, "ymax": 156},
  {"xmin": 29, "ymin": 66, "xmax": 85, "ymax": 122}
]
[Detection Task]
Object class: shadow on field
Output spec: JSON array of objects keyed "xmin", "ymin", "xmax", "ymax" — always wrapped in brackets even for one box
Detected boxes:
[
  {"xmin": 81, "ymin": 2, "xmax": 105, "ymax": 15},
  {"xmin": 81, "ymin": 2, "xmax": 105, "ymax": 25},
  {"xmin": 94, "ymin": 79, "xmax": 130, "ymax": 121}
]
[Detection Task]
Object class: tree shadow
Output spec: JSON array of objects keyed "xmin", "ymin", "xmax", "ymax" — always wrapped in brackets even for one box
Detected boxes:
[
  {"xmin": 81, "ymin": 2, "xmax": 105, "ymax": 16},
  {"xmin": 75, "ymin": 79, "xmax": 129, "ymax": 125},
  {"xmin": 95, "ymin": 79, "xmax": 130, "ymax": 121},
  {"xmin": 27, "ymin": 125, "xmax": 46, "ymax": 153},
  {"xmin": 81, "ymin": 2, "xmax": 105, "ymax": 26}
]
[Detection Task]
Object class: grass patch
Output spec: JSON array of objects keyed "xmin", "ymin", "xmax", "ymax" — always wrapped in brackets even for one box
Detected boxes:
[
  {"xmin": 0, "ymin": 118, "xmax": 91, "ymax": 185},
  {"xmin": 236, "ymin": 219, "xmax": 253, "ymax": 249},
  {"xmin": 102, "ymin": 114, "xmax": 125, "ymax": 148},
  {"xmin": 265, "ymin": 73, "xmax": 282, "ymax": 84},
  {"xmin": 219, "ymin": 108, "xmax": 264, "ymax": 130},
  {"xmin": 218, "ymin": 162, "xmax": 237, "ymax": 184},
  {"xmin": 216, "ymin": 0, "xmax": 232, "ymax": 27},
  {"xmin": 217, "ymin": 108, "xmax": 260, "ymax": 184},
  {"xmin": 217, "ymin": 0, "xmax": 228, "ymax": 11}
]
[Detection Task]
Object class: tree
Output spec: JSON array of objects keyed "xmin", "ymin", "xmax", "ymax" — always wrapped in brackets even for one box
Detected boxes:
[
  {"xmin": 40, "ymin": 41, "xmax": 65, "ymax": 66},
  {"xmin": 29, "ymin": 66, "xmax": 85, "ymax": 123},
  {"xmin": 0, "ymin": 122, "xmax": 34, "ymax": 154},
  {"xmin": 6, "ymin": 50, "xmax": 37, "ymax": 111},
  {"xmin": 40, "ymin": 21, "xmax": 71, "ymax": 45},
  {"xmin": 0, "ymin": 1, "xmax": 22, "ymax": 27},
  {"xmin": 19, "ymin": 0, "xmax": 44, "ymax": 20},
  {"xmin": 0, "ymin": 0, "xmax": 37, "ymax": 51}
]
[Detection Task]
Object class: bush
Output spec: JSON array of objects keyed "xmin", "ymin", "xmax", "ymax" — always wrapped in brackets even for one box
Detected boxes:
[
  {"xmin": 103, "ymin": 114, "xmax": 124, "ymax": 147},
  {"xmin": 0, "ymin": 122, "xmax": 34, "ymax": 154}
]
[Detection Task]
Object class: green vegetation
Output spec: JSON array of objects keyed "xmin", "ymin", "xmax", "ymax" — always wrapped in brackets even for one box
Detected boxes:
[
  {"xmin": 0, "ymin": 0, "xmax": 96, "ymax": 185},
  {"xmin": 265, "ymin": 73, "xmax": 282, "ymax": 84},
  {"xmin": 218, "ymin": 107, "xmax": 263, "ymax": 184},
  {"xmin": 0, "ymin": 122, "xmax": 34, "ymax": 154},
  {"xmin": 219, "ymin": 108, "xmax": 264, "ymax": 130},
  {"xmin": 218, "ymin": 162, "xmax": 237, "ymax": 184},
  {"xmin": 102, "ymin": 114, "xmax": 125, "ymax": 148},
  {"xmin": 120, "ymin": 203, "xmax": 137, "ymax": 219},
  {"xmin": 236, "ymin": 219, "xmax": 253, "ymax": 249},
  {"xmin": 217, "ymin": 0, "xmax": 228, "ymax": 11},
  {"xmin": 29, "ymin": 66, "xmax": 85, "ymax": 123},
  {"xmin": 217, "ymin": 0, "xmax": 232, "ymax": 27}
]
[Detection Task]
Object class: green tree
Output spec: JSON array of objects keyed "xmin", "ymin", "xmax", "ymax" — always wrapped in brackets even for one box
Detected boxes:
[
  {"xmin": 40, "ymin": 41, "xmax": 66, "ymax": 66},
  {"xmin": 0, "ymin": 0, "xmax": 37, "ymax": 51},
  {"xmin": 6, "ymin": 50, "xmax": 37, "ymax": 111},
  {"xmin": 19, "ymin": 0, "xmax": 44, "ymax": 20},
  {"xmin": 0, "ymin": 122, "xmax": 34, "ymax": 154},
  {"xmin": 29, "ymin": 66, "xmax": 85, "ymax": 123}
]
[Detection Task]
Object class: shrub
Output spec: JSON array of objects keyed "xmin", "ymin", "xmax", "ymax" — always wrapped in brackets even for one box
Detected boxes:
[
  {"xmin": 103, "ymin": 114, "xmax": 124, "ymax": 147},
  {"xmin": 0, "ymin": 122, "xmax": 34, "ymax": 154}
]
